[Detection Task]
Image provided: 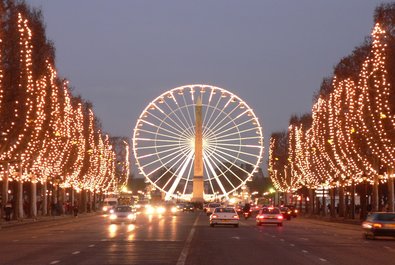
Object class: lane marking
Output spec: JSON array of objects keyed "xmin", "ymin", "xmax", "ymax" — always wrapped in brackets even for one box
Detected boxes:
[
  {"xmin": 101, "ymin": 239, "xmax": 107, "ymax": 241},
  {"xmin": 12, "ymin": 239, "xmax": 19, "ymax": 242},
  {"xmin": 280, "ymin": 239, "xmax": 285, "ymax": 242},
  {"xmin": 50, "ymin": 261, "xmax": 60, "ymax": 264},
  {"xmin": 289, "ymin": 243, "xmax": 295, "ymax": 247},
  {"xmin": 319, "ymin": 258, "xmax": 327, "ymax": 262},
  {"xmin": 88, "ymin": 244, "xmax": 95, "ymax": 247},
  {"xmin": 72, "ymin": 251, "xmax": 80, "ymax": 255},
  {"xmin": 176, "ymin": 213, "xmax": 200, "ymax": 265},
  {"xmin": 302, "ymin": 250, "xmax": 309, "ymax": 253}
]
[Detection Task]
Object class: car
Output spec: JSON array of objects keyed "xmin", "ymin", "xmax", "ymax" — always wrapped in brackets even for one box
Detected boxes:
[
  {"xmin": 280, "ymin": 207, "xmax": 292, "ymax": 220},
  {"xmin": 206, "ymin": 203, "xmax": 221, "ymax": 215},
  {"xmin": 256, "ymin": 207, "xmax": 284, "ymax": 226},
  {"xmin": 109, "ymin": 205, "xmax": 137, "ymax": 224},
  {"xmin": 102, "ymin": 197, "xmax": 118, "ymax": 213},
  {"xmin": 285, "ymin": 205, "xmax": 298, "ymax": 217},
  {"xmin": 183, "ymin": 203, "xmax": 195, "ymax": 212},
  {"xmin": 209, "ymin": 207, "xmax": 239, "ymax": 227},
  {"xmin": 362, "ymin": 212, "xmax": 395, "ymax": 239}
]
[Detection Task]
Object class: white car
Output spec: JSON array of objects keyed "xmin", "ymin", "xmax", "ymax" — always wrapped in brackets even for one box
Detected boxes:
[
  {"xmin": 256, "ymin": 207, "xmax": 283, "ymax": 226},
  {"xmin": 109, "ymin": 205, "xmax": 137, "ymax": 224},
  {"xmin": 206, "ymin": 203, "xmax": 221, "ymax": 216},
  {"xmin": 210, "ymin": 207, "xmax": 240, "ymax": 227}
]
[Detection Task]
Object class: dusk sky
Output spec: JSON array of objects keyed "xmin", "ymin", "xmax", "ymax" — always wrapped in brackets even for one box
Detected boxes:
[{"xmin": 26, "ymin": 0, "xmax": 393, "ymax": 171}]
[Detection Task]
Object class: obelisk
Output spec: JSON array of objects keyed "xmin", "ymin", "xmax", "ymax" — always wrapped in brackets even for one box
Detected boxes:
[{"xmin": 192, "ymin": 96, "xmax": 204, "ymax": 202}]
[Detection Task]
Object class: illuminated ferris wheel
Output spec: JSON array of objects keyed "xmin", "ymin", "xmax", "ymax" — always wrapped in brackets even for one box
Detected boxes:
[{"xmin": 132, "ymin": 84, "xmax": 264, "ymax": 201}]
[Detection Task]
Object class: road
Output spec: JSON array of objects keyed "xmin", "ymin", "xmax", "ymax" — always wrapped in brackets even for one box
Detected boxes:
[{"xmin": 0, "ymin": 212, "xmax": 394, "ymax": 265}]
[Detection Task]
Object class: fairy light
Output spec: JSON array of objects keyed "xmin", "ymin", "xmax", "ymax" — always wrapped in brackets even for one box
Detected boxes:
[{"xmin": 357, "ymin": 23, "xmax": 395, "ymax": 173}]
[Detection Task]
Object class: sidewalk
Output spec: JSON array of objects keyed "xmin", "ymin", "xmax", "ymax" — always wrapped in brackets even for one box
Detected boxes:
[
  {"xmin": 0, "ymin": 212, "xmax": 99, "ymax": 229},
  {"xmin": 300, "ymin": 214, "xmax": 363, "ymax": 226}
]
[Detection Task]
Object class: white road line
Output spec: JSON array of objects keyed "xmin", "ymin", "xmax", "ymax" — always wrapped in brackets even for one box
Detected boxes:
[
  {"xmin": 302, "ymin": 250, "xmax": 309, "ymax": 253},
  {"xmin": 271, "ymin": 235, "xmax": 276, "ymax": 238},
  {"xmin": 50, "ymin": 261, "xmax": 60, "ymax": 264},
  {"xmin": 101, "ymin": 239, "xmax": 107, "ymax": 241},
  {"xmin": 88, "ymin": 244, "xmax": 95, "ymax": 248},
  {"xmin": 72, "ymin": 251, "xmax": 80, "ymax": 255},
  {"xmin": 290, "ymin": 244, "xmax": 295, "ymax": 247},
  {"xmin": 280, "ymin": 239, "xmax": 285, "ymax": 242},
  {"xmin": 319, "ymin": 258, "xmax": 327, "ymax": 262},
  {"xmin": 176, "ymin": 213, "xmax": 200, "ymax": 265},
  {"xmin": 12, "ymin": 239, "xmax": 19, "ymax": 242}
]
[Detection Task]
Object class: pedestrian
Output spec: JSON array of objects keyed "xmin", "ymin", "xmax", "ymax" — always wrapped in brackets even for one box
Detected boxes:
[
  {"xmin": 73, "ymin": 201, "xmax": 79, "ymax": 217},
  {"xmin": 4, "ymin": 200, "xmax": 13, "ymax": 221}
]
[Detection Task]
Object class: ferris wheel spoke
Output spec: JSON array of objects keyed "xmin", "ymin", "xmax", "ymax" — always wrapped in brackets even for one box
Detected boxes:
[
  {"xmin": 204, "ymin": 151, "xmax": 238, "ymax": 191},
  {"xmin": 205, "ymin": 101, "xmax": 242, "ymax": 135},
  {"xmin": 203, "ymin": 152, "xmax": 228, "ymax": 197},
  {"xmin": 214, "ymin": 124, "xmax": 257, "ymax": 141},
  {"xmin": 213, "ymin": 118, "xmax": 256, "ymax": 139},
  {"xmin": 202, "ymin": 92, "xmax": 225, "ymax": 135},
  {"xmin": 145, "ymin": 110, "xmax": 193, "ymax": 139},
  {"xmin": 212, "ymin": 144, "xmax": 261, "ymax": 159},
  {"xmin": 135, "ymin": 141, "xmax": 190, "ymax": 151},
  {"xmin": 138, "ymin": 118, "xmax": 191, "ymax": 140},
  {"xmin": 203, "ymin": 160, "xmax": 216, "ymax": 194},
  {"xmin": 215, "ymin": 136, "xmax": 261, "ymax": 143},
  {"xmin": 136, "ymin": 143, "xmax": 189, "ymax": 160},
  {"xmin": 143, "ymin": 144, "xmax": 191, "ymax": 174},
  {"xmin": 162, "ymin": 99, "xmax": 196, "ymax": 138},
  {"xmin": 136, "ymin": 128, "xmax": 190, "ymax": 142},
  {"xmin": 206, "ymin": 145, "xmax": 251, "ymax": 176},
  {"xmin": 182, "ymin": 156, "xmax": 195, "ymax": 196},
  {"xmin": 209, "ymin": 109, "xmax": 250, "ymax": 137},
  {"xmin": 164, "ymin": 150, "xmax": 194, "ymax": 200},
  {"xmin": 181, "ymin": 93, "xmax": 195, "ymax": 136}
]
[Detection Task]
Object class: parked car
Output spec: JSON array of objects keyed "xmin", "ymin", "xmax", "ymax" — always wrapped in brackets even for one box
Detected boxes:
[
  {"xmin": 109, "ymin": 205, "xmax": 137, "ymax": 224},
  {"xmin": 206, "ymin": 203, "xmax": 221, "ymax": 216},
  {"xmin": 362, "ymin": 212, "xmax": 395, "ymax": 239},
  {"xmin": 209, "ymin": 207, "xmax": 239, "ymax": 227},
  {"xmin": 256, "ymin": 207, "xmax": 284, "ymax": 226}
]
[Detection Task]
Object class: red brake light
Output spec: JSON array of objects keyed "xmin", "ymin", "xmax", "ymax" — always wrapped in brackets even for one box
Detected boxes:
[
  {"xmin": 233, "ymin": 215, "xmax": 239, "ymax": 219},
  {"xmin": 211, "ymin": 214, "xmax": 218, "ymax": 219},
  {"xmin": 258, "ymin": 215, "xmax": 265, "ymax": 219},
  {"xmin": 277, "ymin": 215, "xmax": 283, "ymax": 220}
]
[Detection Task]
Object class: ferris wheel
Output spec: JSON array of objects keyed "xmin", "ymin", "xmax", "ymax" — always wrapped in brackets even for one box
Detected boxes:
[{"xmin": 132, "ymin": 84, "xmax": 264, "ymax": 201}]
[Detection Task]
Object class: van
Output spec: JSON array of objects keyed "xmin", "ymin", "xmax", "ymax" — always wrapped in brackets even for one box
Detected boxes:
[{"xmin": 102, "ymin": 197, "xmax": 118, "ymax": 213}]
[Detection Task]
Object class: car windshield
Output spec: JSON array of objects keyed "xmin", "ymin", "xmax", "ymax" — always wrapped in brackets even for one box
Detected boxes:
[
  {"xmin": 115, "ymin": 206, "xmax": 132, "ymax": 212},
  {"xmin": 215, "ymin": 208, "xmax": 235, "ymax": 213},
  {"xmin": 107, "ymin": 201, "xmax": 117, "ymax": 206},
  {"xmin": 262, "ymin": 208, "xmax": 280, "ymax": 214},
  {"xmin": 376, "ymin": 213, "xmax": 395, "ymax": 221},
  {"xmin": 210, "ymin": 204, "xmax": 221, "ymax": 208}
]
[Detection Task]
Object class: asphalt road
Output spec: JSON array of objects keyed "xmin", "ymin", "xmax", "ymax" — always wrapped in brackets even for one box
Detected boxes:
[{"xmin": 0, "ymin": 212, "xmax": 394, "ymax": 265}]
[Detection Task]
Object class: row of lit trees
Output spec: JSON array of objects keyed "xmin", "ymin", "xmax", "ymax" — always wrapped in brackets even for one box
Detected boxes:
[
  {"xmin": 269, "ymin": 4, "xmax": 395, "ymax": 215},
  {"xmin": 0, "ymin": 1, "xmax": 128, "ymax": 196}
]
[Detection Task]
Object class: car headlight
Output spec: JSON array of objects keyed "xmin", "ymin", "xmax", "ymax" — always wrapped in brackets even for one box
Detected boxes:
[
  {"xmin": 145, "ymin": 206, "xmax": 155, "ymax": 215},
  {"xmin": 110, "ymin": 214, "xmax": 117, "ymax": 220},
  {"xmin": 171, "ymin": 207, "xmax": 177, "ymax": 213},
  {"xmin": 127, "ymin": 214, "xmax": 135, "ymax": 220},
  {"xmin": 157, "ymin": 206, "xmax": 166, "ymax": 214},
  {"xmin": 103, "ymin": 206, "xmax": 108, "ymax": 211},
  {"xmin": 109, "ymin": 209, "xmax": 114, "ymax": 214}
]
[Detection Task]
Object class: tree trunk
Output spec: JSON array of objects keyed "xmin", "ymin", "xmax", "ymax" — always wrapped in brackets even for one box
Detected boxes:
[
  {"xmin": 372, "ymin": 174, "xmax": 379, "ymax": 212},
  {"xmin": 30, "ymin": 181, "xmax": 37, "ymax": 218},
  {"xmin": 17, "ymin": 181, "xmax": 23, "ymax": 220},
  {"xmin": 351, "ymin": 180, "xmax": 356, "ymax": 219},
  {"xmin": 338, "ymin": 186, "xmax": 345, "ymax": 218},
  {"xmin": 388, "ymin": 168, "xmax": 394, "ymax": 212},
  {"xmin": 42, "ymin": 181, "xmax": 47, "ymax": 216}
]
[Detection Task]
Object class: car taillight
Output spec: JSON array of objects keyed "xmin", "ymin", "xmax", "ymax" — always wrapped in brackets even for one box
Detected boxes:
[
  {"xmin": 211, "ymin": 214, "xmax": 218, "ymax": 219},
  {"xmin": 233, "ymin": 215, "xmax": 239, "ymax": 219},
  {"xmin": 294, "ymin": 210, "xmax": 298, "ymax": 213},
  {"xmin": 277, "ymin": 215, "xmax": 283, "ymax": 220},
  {"xmin": 258, "ymin": 215, "xmax": 265, "ymax": 219}
]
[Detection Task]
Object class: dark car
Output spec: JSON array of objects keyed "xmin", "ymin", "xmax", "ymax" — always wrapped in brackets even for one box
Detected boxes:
[
  {"xmin": 280, "ymin": 207, "xmax": 292, "ymax": 220},
  {"xmin": 362, "ymin": 212, "xmax": 395, "ymax": 239},
  {"xmin": 285, "ymin": 205, "xmax": 298, "ymax": 217},
  {"xmin": 183, "ymin": 203, "xmax": 195, "ymax": 212}
]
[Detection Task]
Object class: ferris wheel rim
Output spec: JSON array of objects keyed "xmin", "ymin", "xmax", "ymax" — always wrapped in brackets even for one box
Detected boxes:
[{"xmin": 132, "ymin": 84, "xmax": 264, "ymax": 201}]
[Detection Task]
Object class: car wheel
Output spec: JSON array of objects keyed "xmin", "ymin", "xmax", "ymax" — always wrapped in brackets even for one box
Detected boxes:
[
  {"xmin": 234, "ymin": 224, "xmax": 239, "ymax": 228},
  {"xmin": 277, "ymin": 223, "xmax": 283, "ymax": 227},
  {"xmin": 210, "ymin": 223, "xmax": 214, "ymax": 227},
  {"xmin": 256, "ymin": 222, "xmax": 261, "ymax": 226}
]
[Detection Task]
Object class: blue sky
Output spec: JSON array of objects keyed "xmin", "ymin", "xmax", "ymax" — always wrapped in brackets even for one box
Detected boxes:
[{"xmin": 26, "ymin": 0, "xmax": 393, "ymax": 172}]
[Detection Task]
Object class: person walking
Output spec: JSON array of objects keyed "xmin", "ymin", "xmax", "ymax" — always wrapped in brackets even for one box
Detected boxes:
[
  {"xmin": 4, "ymin": 200, "xmax": 13, "ymax": 221},
  {"xmin": 73, "ymin": 201, "xmax": 79, "ymax": 217}
]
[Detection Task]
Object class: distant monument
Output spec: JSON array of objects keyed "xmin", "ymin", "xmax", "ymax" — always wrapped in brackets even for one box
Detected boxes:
[{"xmin": 191, "ymin": 96, "xmax": 204, "ymax": 202}]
